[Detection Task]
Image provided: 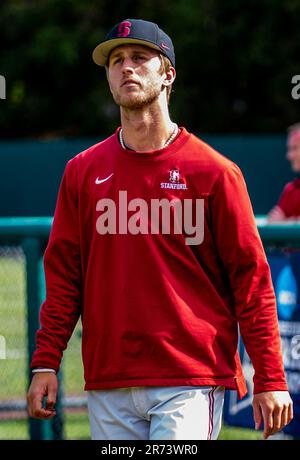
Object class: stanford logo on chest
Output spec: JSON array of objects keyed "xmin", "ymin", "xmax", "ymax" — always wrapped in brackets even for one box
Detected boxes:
[
  {"xmin": 161, "ymin": 169, "xmax": 188, "ymax": 190},
  {"xmin": 169, "ymin": 169, "xmax": 180, "ymax": 183},
  {"xmin": 117, "ymin": 21, "xmax": 132, "ymax": 37}
]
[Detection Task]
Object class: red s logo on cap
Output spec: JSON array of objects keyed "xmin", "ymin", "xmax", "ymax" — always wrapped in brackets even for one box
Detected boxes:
[{"xmin": 117, "ymin": 21, "xmax": 132, "ymax": 37}]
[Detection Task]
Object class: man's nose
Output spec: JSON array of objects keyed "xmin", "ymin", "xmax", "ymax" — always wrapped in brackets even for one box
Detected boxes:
[{"xmin": 121, "ymin": 58, "xmax": 134, "ymax": 74}]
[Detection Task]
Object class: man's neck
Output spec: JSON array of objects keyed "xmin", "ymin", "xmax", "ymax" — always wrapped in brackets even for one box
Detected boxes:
[{"xmin": 120, "ymin": 101, "xmax": 175, "ymax": 152}]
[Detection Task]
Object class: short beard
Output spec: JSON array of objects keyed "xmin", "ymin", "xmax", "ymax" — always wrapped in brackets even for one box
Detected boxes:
[{"xmin": 113, "ymin": 83, "xmax": 162, "ymax": 110}]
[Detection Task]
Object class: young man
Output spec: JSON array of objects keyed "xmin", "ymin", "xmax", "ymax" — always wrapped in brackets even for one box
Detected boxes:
[
  {"xmin": 27, "ymin": 19, "xmax": 293, "ymax": 440},
  {"xmin": 268, "ymin": 123, "xmax": 300, "ymax": 221}
]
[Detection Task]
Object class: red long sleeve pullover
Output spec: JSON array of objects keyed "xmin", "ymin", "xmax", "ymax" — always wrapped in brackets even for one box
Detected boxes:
[
  {"xmin": 277, "ymin": 177, "xmax": 300, "ymax": 217},
  {"xmin": 31, "ymin": 127, "xmax": 288, "ymax": 398}
]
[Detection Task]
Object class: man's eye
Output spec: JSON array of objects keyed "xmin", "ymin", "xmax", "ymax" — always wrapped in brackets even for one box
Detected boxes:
[{"xmin": 111, "ymin": 57, "xmax": 121, "ymax": 65}]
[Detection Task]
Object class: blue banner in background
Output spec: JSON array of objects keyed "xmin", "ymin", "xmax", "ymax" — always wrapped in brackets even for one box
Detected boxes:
[{"xmin": 223, "ymin": 251, "xmax": 300, "ymax": 437}]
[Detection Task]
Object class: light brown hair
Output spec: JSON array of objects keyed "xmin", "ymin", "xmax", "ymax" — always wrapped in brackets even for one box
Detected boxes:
[{"xmin": 158, "ymin": 54, "xmax": 173, "ymax": 104}]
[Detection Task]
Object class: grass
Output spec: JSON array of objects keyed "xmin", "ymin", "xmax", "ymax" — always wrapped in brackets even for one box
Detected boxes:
[
  {"xmin": 0, "ymin": 412, "xmax": 261, "ymax": 440},
  {"xmin": 0, "ymin": 412, "xmax": 90, "ymax": 440},
  {"xmin": 219, "ymin": 425, "xmax": 261, "ymax": 440}
]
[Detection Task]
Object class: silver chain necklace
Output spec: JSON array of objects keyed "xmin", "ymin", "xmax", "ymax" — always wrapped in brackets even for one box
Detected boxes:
[{"xmin": 119, "ymin": 124, "xmax": 179, "ymax": 151}]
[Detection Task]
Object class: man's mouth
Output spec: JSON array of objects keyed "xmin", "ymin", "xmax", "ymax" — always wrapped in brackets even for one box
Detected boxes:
[{"xmin": 122, "ymin": 80, "xmax": 140, "ymax": 87}]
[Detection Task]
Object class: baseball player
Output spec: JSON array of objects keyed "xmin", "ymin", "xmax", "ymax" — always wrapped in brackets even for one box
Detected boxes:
[
  {"xmin": 27, "ymin": 19, "xmax": 292, "ymax": 440},
  {"xmin": 268, "ymin": 123, "xmax": 300, "ymax": 221}
]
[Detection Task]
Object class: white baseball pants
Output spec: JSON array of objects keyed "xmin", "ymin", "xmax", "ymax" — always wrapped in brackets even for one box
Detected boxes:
[{"xmin": 87, "ymin": 385, "xmax": 225, "ymax": 440}]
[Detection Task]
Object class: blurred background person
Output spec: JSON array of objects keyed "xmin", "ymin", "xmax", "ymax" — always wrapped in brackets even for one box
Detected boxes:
[{"xmin": 268, "ymin": 123, "xmax": 300, "ymax": 222}]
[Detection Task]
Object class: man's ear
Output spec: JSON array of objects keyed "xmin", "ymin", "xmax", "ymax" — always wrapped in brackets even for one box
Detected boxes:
[{"xmin": 163, "ymin": 67, "xmax": 176, "ymax": 87}]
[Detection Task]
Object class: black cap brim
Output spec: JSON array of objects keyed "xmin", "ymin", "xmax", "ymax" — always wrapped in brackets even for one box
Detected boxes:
[{"xmin": 92, "ymin": 38, "xmax": 174, "ymax": 67}]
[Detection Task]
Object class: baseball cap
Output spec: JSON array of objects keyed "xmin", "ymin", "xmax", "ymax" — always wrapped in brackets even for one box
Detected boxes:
[{"xmin": 92, "ymin": 19, "xmax": 175, "ymax": 68}]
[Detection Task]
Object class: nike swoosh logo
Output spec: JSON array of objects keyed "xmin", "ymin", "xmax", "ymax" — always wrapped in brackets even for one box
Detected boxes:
[
  {"xmin": 161, "ymin": 42, "xmax": 170, "ymax": 50},
  {"xmin": 95, "ymin": 173, "xmax": 114, "ymax": 185}
]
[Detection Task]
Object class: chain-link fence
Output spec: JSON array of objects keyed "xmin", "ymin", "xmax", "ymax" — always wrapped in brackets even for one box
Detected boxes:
[
  {"xmin": 0, "ymin": 243, "xmax": 90, "ymax": 440},
  {"xmin": 0, "ymin": 246, "xmax": 28, "ymax": 439}
]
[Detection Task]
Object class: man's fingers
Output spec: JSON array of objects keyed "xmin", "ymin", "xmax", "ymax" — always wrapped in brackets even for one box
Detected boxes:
[
  {"xmin": 46, "ymin": 385, "xmax": 57, "ymax": 411},
  {"xmin": 282, "ymin": 402, "xmax": 293, "ymax": 431},
  {"xmin": 270, "ymin": 405, "xmax": 283, "ymax": 435},
  {"xmin": 31, "ymin": 391, "xmax": 56, "ymax": 419},
  {"xmin": 32, "ymin": 400, "xmax": 56, "ymax": 419},
  {"xmin": 269, "ymin": 400, "xmax": 293, "ymax": 436},
  {"xmin": 46, "ymin": 401, "xmax": 56, "ymax": 412},
  {"xmin": 267, "ymin": 206, "xmax": 285, "ymax": 222},
  {"xmin": 253, "ymin": 392, "xmax": 293, "ymax": 439},
  {"xmin": 264, "ymin": 403, "xmax": 291, "ymax": 437},
  {"xmin": 288, "ymin": 401, "xmax": 293, "ymax": 424},
  {"xmin": 27, "ymin": 374, "xmax": 58, "ymax": 419},
  {"xmin": 31, "ymin": 390, "xmax": 43, "ymax": 415},
  {"xmin": 33, "ymin": 407, "xmax": 56, "ymax": 419},
  {"xmin": 281, "ymin": 406, "xmax": 288, "ymax": 430},
  {"xmin": 261, "ymin": 404, "xmax": 273, "ymax": 439},
  {"xmin": 253, "ymin": 402, "xmax": 262, "ymax": 430}
]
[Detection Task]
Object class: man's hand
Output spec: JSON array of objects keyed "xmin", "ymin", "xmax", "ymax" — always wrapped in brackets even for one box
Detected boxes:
[
  {"xmin": 267, "ymin": 206, "xmax": 300, "ymax": 223},
  {"xmin": 27, "ymin": 372, "xmax": 58, "ymax": 419},
  {"xmin": 253, "ymin": 391, "xmax": 293, "ymax": 439},
  {"xmin": 267, "ymin": 206, "xmax": 286, "ymax": 222}
]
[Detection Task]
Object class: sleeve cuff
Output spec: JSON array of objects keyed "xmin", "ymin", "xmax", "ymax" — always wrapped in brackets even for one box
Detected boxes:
[{"xmin": 32, "ymin": 368, "xmax": 56, "ymax": 374}]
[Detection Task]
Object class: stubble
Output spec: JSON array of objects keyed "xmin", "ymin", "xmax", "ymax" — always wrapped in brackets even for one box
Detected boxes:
[{"xmin": 112, "ymin": 79, "xmax": 162, "ymax": 110}]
